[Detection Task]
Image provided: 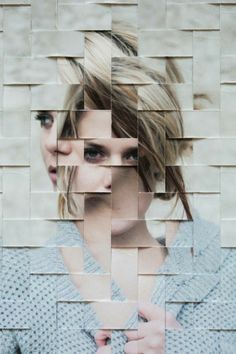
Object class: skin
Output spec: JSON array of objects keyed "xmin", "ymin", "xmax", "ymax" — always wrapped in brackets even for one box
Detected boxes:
[
  {"xmin": 36, "ymin": 110, "xmax": 154, "ymax": 237},
  {"xmin": 95, "ymin": 303, "xmax": 182, "ymax": 354},
  {"xmin": 36, "ymin": 109, "xmax": 181, "ymax": 353}
]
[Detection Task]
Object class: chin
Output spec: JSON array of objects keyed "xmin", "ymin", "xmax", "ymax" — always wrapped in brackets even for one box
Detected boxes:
[{"xmin": 111, "ymin": 219, "xmax": 138, "ymax": 237}]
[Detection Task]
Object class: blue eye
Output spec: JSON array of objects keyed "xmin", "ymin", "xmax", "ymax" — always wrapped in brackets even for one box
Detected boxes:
[
  {"xmin": 35, "ymin": 112, "xmax": 54, "ymax": 128},
  {"xmin": 124, "ymin": 149, "xmax": 138, "ymax": 163},
  {"xmin": 84, "ymin": 147, "xmax": 105, "ymax": 163}
]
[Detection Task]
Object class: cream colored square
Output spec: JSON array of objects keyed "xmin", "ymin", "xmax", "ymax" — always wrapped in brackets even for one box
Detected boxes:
[
  {"xmin": 221, "ymin": 12, "xmax": 236, "ymax": 55},
  {"xmin": 167, "ymin": 3, "xmax": 219, "ymax": 29},
  {"xmin": 139, "ymin": 30, "xmax": 192, "ymax": 57},
  {"xmin": 221, "ymin": 169, "xmax": 236, "ymax": 219},
  {"xmin": 58, "ymin": 4, "xmax": 111, "ymax": 30},
  {"xmin": 193, "ymin": 32, "xmax": 220, "ymax": 110},
  {"xmin": 4, "ymin": 57, "xmax": 58, "ymax": 84},
  {"xmin": 4, "ymin": 86, "xmax": 30, "ymax": 111},
  {"xmin": 0, "ymin": 138, "xmax": 29, "ymax": 165},
  {"xmin": 32, "ymin": 31, "xmax": 84, "ymax": 57},
  {"xmin": 30, "ymin": 192, "xmax": 59, "ymax": 219},
  {"xmin": 3, "ymin": 167, "xmax": 30, "ymax": 219},
  {"xmin": 3, "ymin": 111, "xmax": 30, "ymax": 137},
  {"xmin": 2, "ymin": 219, "xmax": 56, "ymax": 246},
  {"xmin": 31, "ymin": 0, "xmax": 57, "ymax": 30},
  {"xmin": 182, "ymin": 166, "xmax": 220, "ymax": 193},
  {"xmin": 31, "ymin": 84, "xmax": 72, "ymax": 110},
  {"xmin": 221, "ymin": 56, "xmax": 236, "ymax": 83},
  {"xmin": 138, "ymin": 0, "xmax": 165, "ymax": 29},
  {"xmin": 193, "ymin": 194, "xmax": 220, "ymax": 224}
]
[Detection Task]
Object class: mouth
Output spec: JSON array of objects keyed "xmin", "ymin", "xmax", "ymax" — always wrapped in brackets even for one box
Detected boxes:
[{"xmin": 48, "ymin": 165, "xmax": 57, "ymax": 184}]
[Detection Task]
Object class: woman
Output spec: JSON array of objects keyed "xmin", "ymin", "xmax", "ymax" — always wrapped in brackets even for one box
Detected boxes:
[{"xmin": 3, "ymin": 26, "xmax": 236, "ymax": 354}]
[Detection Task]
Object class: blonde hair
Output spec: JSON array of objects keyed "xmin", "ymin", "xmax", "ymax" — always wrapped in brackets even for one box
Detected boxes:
[{"xmin": 57, "ymin": 24, "xmax": 192, "ymax": 220}]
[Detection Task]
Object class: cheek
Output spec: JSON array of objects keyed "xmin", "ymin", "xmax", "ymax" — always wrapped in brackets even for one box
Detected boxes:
[
  {"xmin": 74, "ymin": 166, "xmax": 104, "ymax": 192},
  {"xmin": 138, "ymin": 192, "xmax": 153, "ymax": 217},
  {"xmin": 40, "ymin": 134, "xmax": 47, "ymax": 166}
]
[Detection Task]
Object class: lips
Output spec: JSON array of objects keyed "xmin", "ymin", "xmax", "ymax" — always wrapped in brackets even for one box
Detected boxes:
[{"xmin": 48, "ymin": 165, "xmax": 57, "ymax": 184}]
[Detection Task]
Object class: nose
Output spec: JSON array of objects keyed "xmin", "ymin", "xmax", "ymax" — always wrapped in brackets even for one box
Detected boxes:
[
  {"xmin": 44, "ymin": 124, "xmax": 57, "ymax": 156},
  {"xmin": 93, "ymin": 167, "xmax": 111, "ymax": 193},
  {"xmin": 57, "ymin": 140, "xmax": 73, "ymax": 156},
  {"xmin": 109, "ymin": 154, "xmax": 123, "ymax": 166},
  {"xmin": 103, "ymin": 167, "xmax": 112, "ymax": 190}
]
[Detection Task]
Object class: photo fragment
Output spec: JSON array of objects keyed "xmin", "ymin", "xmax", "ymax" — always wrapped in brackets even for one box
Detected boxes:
[{"xmin": 1, "ymin": 1, "xmax": 236, "ymax": 353}]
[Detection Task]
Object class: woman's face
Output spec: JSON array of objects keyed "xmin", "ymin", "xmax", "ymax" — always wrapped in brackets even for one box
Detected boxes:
[{"xmin": 37, "ymin": 110, "xmax": 153, "ymax": 235}]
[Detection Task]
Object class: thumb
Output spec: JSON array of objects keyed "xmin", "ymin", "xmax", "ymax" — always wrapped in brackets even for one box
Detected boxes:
[
  {"xmin": 138, "ymin": 302, "xmax": 166, "ymax": 322},
  {"xmin": 95, "ymin": 330, "xmax": 111, "ymax": 347}
]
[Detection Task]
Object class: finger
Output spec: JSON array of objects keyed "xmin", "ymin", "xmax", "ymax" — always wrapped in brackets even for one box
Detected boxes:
[
  {"xmin": 95, "ymin": 330, "xmax": 111, "ymax": 347},
  {"xmin": 125, "ymin": 320, "xmax": 164, "ymax": 341},
  {"xmin": 124, "ymin": 330, "xmax": 139, "ymax": 341},
  {"xmin": 138, "ymin": 302, "xmax": 166, "ymax": 322},
  {"xmin": 124, "ymin": 338, "xmax": 145, "ymax": 354},
  {"xmin": 125, "ymin": 336, "xmax": 164, "ymax": 354},
  {"xmin": 96, "ymin": 345, "xmax": 111, "ymax": 354},
  {"xmin": 165, "ymin": 312, "xmax": 182, "ymax": 330}
]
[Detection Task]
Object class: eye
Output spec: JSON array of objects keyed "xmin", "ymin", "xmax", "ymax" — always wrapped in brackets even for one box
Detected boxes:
[
  {"xmin": 124, "ymin": 149, "xmax": 138, "ymax": 164},
  {"xmin": 84, "ymin": 147, "xmax": 105, "ymax": 163},
  {"xmin": 35, "ymin": 112, "xmax": 54, "ymax": 129}
]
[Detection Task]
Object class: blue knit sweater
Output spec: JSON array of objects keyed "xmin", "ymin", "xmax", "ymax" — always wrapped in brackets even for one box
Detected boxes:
[{"xmin": 1, "ymin": 211, "xmax": 236, "ymax": 354}]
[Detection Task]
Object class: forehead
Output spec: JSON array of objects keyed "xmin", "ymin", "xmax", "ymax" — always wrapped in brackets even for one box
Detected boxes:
[{"xmin": 77, "ymin": 110, "xmax": 112, "ymax": 138}]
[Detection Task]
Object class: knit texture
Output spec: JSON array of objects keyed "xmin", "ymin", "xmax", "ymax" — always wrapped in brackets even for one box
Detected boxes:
[{"xmin": 1, "ymin": 211, "xmax": 236, "ymax": 354}]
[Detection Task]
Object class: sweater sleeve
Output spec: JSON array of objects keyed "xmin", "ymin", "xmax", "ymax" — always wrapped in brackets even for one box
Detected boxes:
[
  {"xmin": 0, "ymin": 247, "xmax": 31, "ymax": 354},
  {"xmin": 0, "ymin": 331, "xmax": 21, "ymax": 354},
  {"xmin": 165, "ymin": 248, "xmax": 236, "ymax": 354}
]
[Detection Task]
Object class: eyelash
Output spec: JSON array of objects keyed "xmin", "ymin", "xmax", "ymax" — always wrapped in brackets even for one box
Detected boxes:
[
  {"xmin": 84, "ymin": 147, "xmax": 138, "ymax": 164},
  {"xmin": 35, "ymin": 112, "xmax": 54, "ymax": 128},
  {"xmin": 84, "ymin": 147, "xmax": 105, "ymax": 163}
]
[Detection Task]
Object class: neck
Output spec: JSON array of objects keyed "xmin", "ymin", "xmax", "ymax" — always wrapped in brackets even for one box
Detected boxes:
[{"xmin": 111, "ymin": 219, "xmax": 160, "ymax": 247}]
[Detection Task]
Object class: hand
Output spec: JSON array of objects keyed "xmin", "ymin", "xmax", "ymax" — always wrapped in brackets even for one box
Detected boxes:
[
  {"xmin": 95, "ymin": 330, "xmax": 111, "ymax": 354},
  {"xmin": 96, "ymin": 345, "xmax": 111, "ymax": 354},
  {"xmin": 123, "ymin": 302, "xmax": 182, "ymax": 354}
]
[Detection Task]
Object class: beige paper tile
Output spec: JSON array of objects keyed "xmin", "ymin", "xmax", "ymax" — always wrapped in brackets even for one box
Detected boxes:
[
  {"xmin": 221, "ymin": 168, "xmax": 236, "ymax": 219},
  {"xmin": 30, "ymin": 192, "xmax": 59, "ymax": 219},
  {"xmin": 0, "ymin": 138, "xmax": 29, "ymax": 165},
  {"xmin": 4, "ymin": 57, "xmax": 58, "ymax": 85},
  {"xmin": 58, "ymin": 4, "xmax": 111, "ymax": 30},
  {"xmin": 31, "ymin": 84, "xmax": 73, "ymax": 110},
  {"xmin": 32, "ymin": 31, "xmax": 84, "ymax": 57},
  {"xmin": 221, "ymin": 56, "xmax": 236, "ymax": 83},
  {"xmin": 139, "ymin": 30, "xmax": 192, "ymax": 57},
  {"xmin": 31, "ymin": 0, "xmax": 57, "ymax": 30},
  {"xmin": 3, "ymin": 167, "xmax": 30, "ymax": 218},
  {"xmin": 2, "ymin": 111, "xmax": 30, "ymax": 137},
  {"xmin": 2, "ymin": 219, "xmax": 56, "ymax": 246},
  {"xmin": 138, "ymin": 0, "xmax": 165, "ymax": 29},
  {"xmin": 193, "ymin": 194, "xmax": 220, "ymax": 224},
  {"xmin": 4, "ymin": 86, "xmax": 30, "ymax": 111},
  {"xmin": 167, "ymin": 3, "xmax": 219, "ymax": 30},
  {"xmin": 193, "ymin": 31, "xmax": 220, "ymax": 110},
  {"xmin": 221, "ymin": 12, "xmax": 236, "ymax": 55}
]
